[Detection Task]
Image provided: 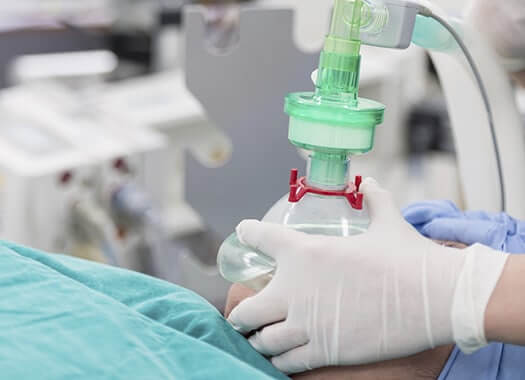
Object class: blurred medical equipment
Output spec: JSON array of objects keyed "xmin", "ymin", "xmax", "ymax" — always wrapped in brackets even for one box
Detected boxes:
[
  {"xmin": 0, "ymin": 1, "xmax": 113, "ymax": 33},
  {"xmin": 1, "ymin": 44, "xmax": 233, "ymax": 306},
  {"xmin": 0, "ymin": 0, "xmax": 190, "ymax": 85},
  {"xmin": 8, "ymin": 50, "xmax": 117, "ymax": 86},
  {"xmin": 97, "ymin": 70, "xmax": 234, "ymax": 306},
  {"xmin": 0, "ymin": 81, "xmax": 172, "ymax": 270},
  {"xmin": 97, "ymin": 71, "xmax": 232, "ymax": 233},
  {"xmin": 0, "ymin": 108, "xmax": 95, "ymax": 256},
  {"xmin": 4, "ymin": 59, "xmax": 170, "ymax": 273},
  {"xmin": 0, "ymin": 1, "xmax": 243, "ymax": 309}
]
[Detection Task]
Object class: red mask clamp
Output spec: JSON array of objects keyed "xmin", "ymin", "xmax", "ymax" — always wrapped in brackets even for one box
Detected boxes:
[{"xmin": 287, "ymin": 169, "xmax": 364, "ymax": 210}]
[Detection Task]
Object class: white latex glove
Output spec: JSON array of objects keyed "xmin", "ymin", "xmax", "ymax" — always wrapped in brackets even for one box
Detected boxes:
[
  {"xmin": 467, "ymin": 0, "xmax": 525, "ymax": 72},
  {"xmin": 228, "ymin": 178, "xmax": 509, "ymax": 374}
]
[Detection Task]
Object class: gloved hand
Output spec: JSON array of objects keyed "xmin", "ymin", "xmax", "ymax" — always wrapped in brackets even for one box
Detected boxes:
[
  {"xmin": 467, "ymin": 0, "xmax": 525, "ymax": 73},
  {"xmin": 228, "ymin": 178, "xmax": 509, "ymax": 374}
]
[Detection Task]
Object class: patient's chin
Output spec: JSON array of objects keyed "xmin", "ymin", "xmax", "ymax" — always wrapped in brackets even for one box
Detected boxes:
[{"xmin": 225, "ymin": 283, "xmax": 256, "ymax": 318}]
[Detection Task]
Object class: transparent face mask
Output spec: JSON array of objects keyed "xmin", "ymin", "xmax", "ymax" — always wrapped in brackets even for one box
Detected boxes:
[{"xmin": 217, "ymin": 155, "xmax": 370, "ymax": 291}]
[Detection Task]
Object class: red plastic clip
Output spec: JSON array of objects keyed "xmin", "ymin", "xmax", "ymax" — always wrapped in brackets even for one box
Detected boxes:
[
  {"xmin": 288, "ymin": 169, "xmax": 299, "ymax": 202},
  {"xmin": 288, "ymin": 169, "xmax": 364, "ymax": 210},
  {"xmin": 345, "ymin": 191, "xmax": 364, "ymax": 210},
  {"xmin": 355, "ymin": 175, "xmax": 362, "ymax": 192}
]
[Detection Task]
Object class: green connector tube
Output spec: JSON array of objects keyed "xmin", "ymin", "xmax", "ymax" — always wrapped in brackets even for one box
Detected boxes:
[
  {"xmin": 316, "ymin": 0, "xmax": 363, "ymax": 100},
  {"xmin": 307, "ymin": 151, "xmax": 349, "ymax": 188}
]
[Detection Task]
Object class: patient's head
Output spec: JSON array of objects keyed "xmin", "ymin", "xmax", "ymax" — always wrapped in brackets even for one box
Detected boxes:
[{"xmin": 224, "ymin": 240, "xmax": 466, "ymax": 380}]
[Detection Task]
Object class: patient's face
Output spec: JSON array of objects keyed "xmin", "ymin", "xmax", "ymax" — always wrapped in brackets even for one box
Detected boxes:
[{"xmin": 224, "ymin": 240, "xmax": 465, "ymax": 380}]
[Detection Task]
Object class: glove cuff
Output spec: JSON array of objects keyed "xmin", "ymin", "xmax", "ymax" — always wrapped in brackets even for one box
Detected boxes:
[{"xmin": 451, "ymin": 244, "xmax": 509, "ymax": 354}]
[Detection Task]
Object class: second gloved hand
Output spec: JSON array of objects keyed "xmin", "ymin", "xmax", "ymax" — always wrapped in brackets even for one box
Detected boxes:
[{"xmin": 228, "ymin": 178, "xmax": 509, "ymax": 374}]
